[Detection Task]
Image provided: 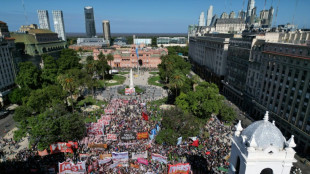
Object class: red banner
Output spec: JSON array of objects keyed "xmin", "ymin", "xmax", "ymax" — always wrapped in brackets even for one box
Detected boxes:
[
  {"xmin": 59, "ymin": 161, "xmax": 86, "ymax": 174},
  {"xmin": 168, "ymin": 163, "xmax": 191, "ymax": 174},
  {"xmin": 104, "ymin": 109, "xmax": 114, "ymax": 115},
  {"xmin": 137, "ymin": 132, "xmax": 148, "ymax": 140},
  {"xmin": 86, "ymin": 122, "xmax": 104, "ymax": 136},
  {"xmin": 50, "ymin": 142, "xmax": 78, "ymax": 154},
  {"xmin": 142, "ymin": 112, "xmax": 149, "ymax": 121},
  {"xmin": 125, "ymin": 88, "xmax": 135, "ymax": 95},
  {"xmin": 106, "ymin": 134, "xmax": 117, "ymax": 141}
]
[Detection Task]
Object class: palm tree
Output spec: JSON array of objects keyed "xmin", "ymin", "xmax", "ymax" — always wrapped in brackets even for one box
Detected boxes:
[
  {"xmin": 192, "ymin": 75, "xmax": 201, "ymax": 92},
  {"xmin": 107, "ymin": 53, "xmax": 114, "ymax": 74},
  {"xmin": 96, "ymin": 52, "xmax": 107, "ymax": 81},
  {"xmin": 169, "ymin": 70, "xmax": 186, "ymax": 97},
  {"xmin": 57, "ymin": 73, "xmax": 78, "ymax": 112}
]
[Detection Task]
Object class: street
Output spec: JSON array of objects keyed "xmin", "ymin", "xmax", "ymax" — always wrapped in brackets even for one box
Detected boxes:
[{"xmin": 0, "ymin": 114, "xmax": 15, "ymax": 138}]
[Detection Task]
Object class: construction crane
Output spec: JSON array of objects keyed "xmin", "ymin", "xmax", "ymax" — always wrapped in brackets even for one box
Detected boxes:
[
  {"xmin": 21, "ymin": 0, "xmax": 29, "ymax": 25},
  {"xmin": 273, "ymin": 0, "xmax": 280, "ymax": 27},
  {"xmin": 292, "ymin": 0, "xmax": 299, "ymax": 27}
]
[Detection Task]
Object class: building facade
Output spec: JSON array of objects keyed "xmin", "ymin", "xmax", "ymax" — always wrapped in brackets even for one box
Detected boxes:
[
  {"xmin": 102, "ymin": 20, "xmax": 111, "ymax": 42},
  {"xmin": 134, "ymin": 38, "xmax": 152, "ymax": 46},
  {"xmin": 157, "ymin": 37, "xmax": 187, "ymax": 47},
  {"xmin": 0, "ymin": 37, "xmax": 16, "ymax": 102},
  {"xmin": 189, "ymin": 34, "xmax": 233, "ymax": 88},
  {"xmin": 206, "ymin": 5, "xmax": 213, "ymax": 26},
  {"xmin": 215, "ymin": 18, "xmax": 246, "ymax": 34},
  {"xmin": 19, "ymin": 24, "xmax": 38, "ymax": 32},
  {"xmin": 198, "ymin": 12, "xmax": 205, "ymax": 26},
  {"xmin": 69, "ymin": 38, "xmax": 109, "ymax": 51},
  {"xmin": 52, "ymin": 10, "xmax": 66, "ymax": 41},
  {"xmin": 93, "ymin": 45, "xmax": 168, "ymax": 69},
  {"xmin": 250, "ymin": 42, "xmax": 310, "ymax": 154},
  {"xmin": 37, "ymin": 10, "xmax": 51, "ymax": 30},
  {"xmin": 84, "ymin": 6, "xmax": 96, "ymax": 37}
]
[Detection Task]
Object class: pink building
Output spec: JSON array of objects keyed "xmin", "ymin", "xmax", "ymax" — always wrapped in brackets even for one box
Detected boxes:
[{"xmin": 93, "ymin": 45, "xmax": 168, "ymax": 68}]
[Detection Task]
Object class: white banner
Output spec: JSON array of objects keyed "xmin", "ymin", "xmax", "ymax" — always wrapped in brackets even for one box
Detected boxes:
[
  {"xmin": 132, "ymin": 151, "xmax": 148, "ymax": 159},
  {"xmin": 152, "ymin": 153, "xmax": 167, "ymax": 164}
]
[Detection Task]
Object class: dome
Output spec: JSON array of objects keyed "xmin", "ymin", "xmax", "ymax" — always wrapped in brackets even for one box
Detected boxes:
[{"xmin": 241, "ymin": 112, "xmax": 286, "ymax": 149}]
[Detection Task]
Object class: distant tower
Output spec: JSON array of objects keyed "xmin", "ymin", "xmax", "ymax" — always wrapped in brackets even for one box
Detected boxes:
[
  {"xmin": 229, "ymin": 112, "xmax": 297, "ymax": 174},
  {"xmin": 102, "ymin": 20, "xmax": 111, "ymax": 41},
  {"xmin": 210, "ymin": 14, "xmax": 218, "ymax": 27},
  {"xmin": 250, "ymin": 7, "xmax": 257, "ymax": 25},
  {"xmin": 246, "ymin": 0, "xmax": 255, "ymax": 23},
  {"xmin": 229, "ymin": 11, "xmax": 236, "ymax": 19},
  {"xmin": 198, "ymin": 12, "xmax": 205, "ymax": 26},
  {"xmin": 238, "ymin": 11, "xmax": 246, "ymax": 22},
  {"xmin": 268, "ymin": 7, "xmax": 274, "ymax": 27},
  {"xmin": 84, "ymin": 6, "xmax": 96, "ymax": 37},
  {"xmin": 220, "ymin": 12, "xmax": 229, "ymax": 19},
  {"xmin": 206, "ymin": 5, "xmax": 213, "ymax": 26},
  {"xmin": 37, "ymin": 10, "xmax": 51, "ymax": 30},
  {"xmin": 52, "ymin": 10, "xmax": 66, "ymax": 41}
]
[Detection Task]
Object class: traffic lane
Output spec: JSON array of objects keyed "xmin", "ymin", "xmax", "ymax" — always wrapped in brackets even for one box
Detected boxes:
[{"xmin": 0, "ymin": 114, "xmax": 15, "ymax": 138}]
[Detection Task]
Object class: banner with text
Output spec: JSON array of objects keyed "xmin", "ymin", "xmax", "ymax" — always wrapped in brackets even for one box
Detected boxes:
[
  {"xmin": 120, "ymin": 131, "xmax": 136, "ymax": 141},
  {"xmin": 168, "ymin": 163, "xmax": 191, "ymax": 174},
  {"xmin": 106, "ymin": 134, "xmax": 117, "ymax": 141},
  {"xmin": 151, "ymin": 153, "xmax": 167, "ymax": 164},
  {"xmin": 58, "ymin": 161, "xmax": 86, "ymax": 174},
  {"xmin": 137, "ymin": 132, "xmax": 148, "ymax": 140},
  {"xmin": 132, "ymin": 151, "xmax": 148, "ymax": 159}
]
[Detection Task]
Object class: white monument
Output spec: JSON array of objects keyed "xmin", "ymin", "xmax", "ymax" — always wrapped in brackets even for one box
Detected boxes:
[
  {"xmin": 229, "ymin": 111, "xmax": 297, "ymax": 174},
  {"xmin": 129, "ymin": 69, "xmax": 134, "ymax": 89}
]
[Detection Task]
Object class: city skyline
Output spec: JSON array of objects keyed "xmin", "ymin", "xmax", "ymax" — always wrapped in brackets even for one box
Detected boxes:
[{"xmin": 1, "ymin": 0, "xmax": 310, "ymax": 33}]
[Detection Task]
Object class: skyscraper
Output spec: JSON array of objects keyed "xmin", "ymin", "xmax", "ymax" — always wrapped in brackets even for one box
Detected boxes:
[
  {"xmin": 102, "ymin": 20, "xmax": 111, "ymax": 41},
  {"xmin": 84, "ymin": 6, "xmax": 96, "ymax": 37},
  {"xmin": 206, "ymin": 5, "xmax": 213, "ymax": 26},
  {"xmin": 210, "ymin": 14, "xmax": 218, "ymax": 27},
  {"xmin": 37, "ymin": 10, "xmax": 51, "ymax": 30},
  {"xmin": 246, "ymin": 0, "xmax": 255, "ymax": 23},
  {"xmin": 52, "ymin": 10, "xmax": 66, "ymax": 41},
  {"xmin": 198, "ymin": 12, "xmax": 205, "ymax": 26},
  {"xmin": 268, "ymin": 7, "xmax": 274, "ymax": 27},
  {"xmin": 220, "ymin": 12, "xmax": 229, "ymax": 19}
]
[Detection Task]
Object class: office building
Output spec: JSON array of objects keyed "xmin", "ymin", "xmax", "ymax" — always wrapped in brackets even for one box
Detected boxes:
[
  {"xmin": 37, "ymin": 10, "xmax": 51, "ymax": 30},
  {"xmin": 210, "ymin": 15, "xmax": 218, "ymax": 27},
  {"xmin": 0, "ymin": 37, "xmax": 16, "ymax": 101},
  {"xmin": 189, "ymin": 34, "xmax": 234, "ymax": 87},
  {"xmin": 69, "ymin": 38, "xmax": 109, "ymax": 51},
  {"xmin": 206, "ymin": 5, "xmax": 213, "ymax": 26},
  {"xmin": 113, "ymin": 37, "xmax": 128, "ymax": 46},
  {"xmin": 134, "ymin": 38, "xmax": 152, "ymax": 46},
  {"xmin": 198, "ymin": 12, "xmax": 205, "ymax": 26},
  {"xmin": 84, "ymin": 6, "xmax": 96, "ymax": 37},
  {"xmin": 102, "ymin": 20, "xmax": 111, "ymax": 42},
  {"xmin": 52, "ymin": 10, "xmax": 66, "ymax": 41},
  {"xmin": 157, "ymin": 37, "xmax": 187, "ymax": 47},
  {"xmin": 215, "ymin": 18, "xmax": 246, "ymax": 33},
  {"xmin": 246, "ymin": 0, "xmax": 255, "ymax": 19}
]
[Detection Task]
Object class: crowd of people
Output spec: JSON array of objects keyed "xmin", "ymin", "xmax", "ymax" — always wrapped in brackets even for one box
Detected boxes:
[{"xmin": 0, "ymin": 96, "xmax": 233, "ymax": 174}]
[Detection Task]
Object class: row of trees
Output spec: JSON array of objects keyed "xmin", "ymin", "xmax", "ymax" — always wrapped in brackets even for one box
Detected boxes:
[{"xmin": 10, "ymin": 49, "xmax": 113, "ymax": 150}]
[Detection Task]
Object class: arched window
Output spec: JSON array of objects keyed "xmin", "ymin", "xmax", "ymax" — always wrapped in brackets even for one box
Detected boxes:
[
  {"xmin": 236, "ymin": 156, "xmax": 240, "ymax": 174},
  {"xmin": 260, "ymin": 168, "xmax": 273, "ymax": 174}
]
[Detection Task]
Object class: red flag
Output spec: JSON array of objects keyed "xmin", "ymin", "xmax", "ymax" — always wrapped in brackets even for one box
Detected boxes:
[
  {"xmin": 142, "ymin": 112, "xmax": 149, "ymax": 121},
  {"xmin": 191, "ymin": 140, "xmax": 199, "ymax": 147},
  {"xmin": 205, "ymin": 151, "xmax": 211, "ymax": 155}
]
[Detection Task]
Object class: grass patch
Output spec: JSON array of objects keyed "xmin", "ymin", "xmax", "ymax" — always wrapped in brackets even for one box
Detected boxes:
[
  {"xmin": 149, "ymin": 72, "xmax": 159, "ymax": 75},
  {"xmin": 118, "ymin": 71, "xmax": 129, "ymax": 75},
  {"xmin": 99, "ymin": 75, "xmax": 126, "ymax": 87},
  {"xmin": 148, "ymin": 75, "xmax": 164, "ymax": 87},
  {"xmin": 77, "ymin": 96, "xmax": 108, "ymax": 107}
]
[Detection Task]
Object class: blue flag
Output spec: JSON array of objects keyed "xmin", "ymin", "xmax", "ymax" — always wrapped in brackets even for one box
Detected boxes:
[
  {"xmin": 136, "ymin": 47, "xmax": 139, "ymax": 59},
  {"xmin": 151, "ymin": 128, "xmax": 157, "ymax": 135}
]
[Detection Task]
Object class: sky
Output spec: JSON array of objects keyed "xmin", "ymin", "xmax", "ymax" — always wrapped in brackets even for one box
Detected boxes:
[{"xmin": 1, "ymin": 0, "xmax": 309, "ymax": 33}]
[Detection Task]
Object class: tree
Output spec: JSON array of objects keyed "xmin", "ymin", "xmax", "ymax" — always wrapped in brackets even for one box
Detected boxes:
[
  {"xmin": 41, "ymin": 54, "xmax": 58, "ymax": 86},
  {"xmin": 57, "ymin": 49, "xmax": 81, "ymax": 74},
  {"xmin": 106, "ymin": 53, "xmax": 114, "ymax": 73},
  {"xmin": 191, "ymin": 75, "xmax": 200, "ymax": 92},
  {"xmin": 218, "ymin": 103, "xmax": 237, "ymax": 123},
  {"xmin": 25, "ymin": 85, "xmax": 66, "ymax": 113},
  {"xmin": 175, "ymin": 82, "xmax": 224, "ymax": 119},
  {"xmin": 96, "ymin": 52, "xmax": 110, "ymax": 81},
  {"xmin": 169, "ymin": 70, "xmax": 186, "ymax": 97},
  {"xmin": 13, "ymin": 105, "xmax": 32, "ymax": 122},
  {"xmin": 16, "ymin": 62, "xmax": 41, "ymax": 90},
  {"xmin": 57, "ymin": 70, "xmax": 80, "ymax": 112},
  {"xmin": 8, "ymin": 88, "xmax": 29, "ymax": 105}
]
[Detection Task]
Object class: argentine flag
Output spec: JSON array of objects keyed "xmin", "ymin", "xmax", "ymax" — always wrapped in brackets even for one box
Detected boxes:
[{"xmin": 136, "ymin": 47, "xmax": 139, "ymax": 59}]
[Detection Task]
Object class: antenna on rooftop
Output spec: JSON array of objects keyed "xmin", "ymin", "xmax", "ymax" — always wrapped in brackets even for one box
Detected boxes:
[{"xmin": 21, "ymin": 0, "xmax": 29, "ymax": 25}]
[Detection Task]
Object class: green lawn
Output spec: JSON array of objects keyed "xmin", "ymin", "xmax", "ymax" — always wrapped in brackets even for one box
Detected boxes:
[
  {"xmin": 148, "ymin": 74, "xmax": 164, "ymax": 87},
  {"xmin": 99, "ymin": 74, "xmax": 126, "ymax": 87},
  {"xmin": 149, "ymin": 71, "xmax": 159, "ymax": 75},
  {"xmin": 77, "ymin": 96, "xmax": 108, "ymax": 107},
  {"xmin": 118, "ymin": 71, "xmax": 129, "ymax": 75}
]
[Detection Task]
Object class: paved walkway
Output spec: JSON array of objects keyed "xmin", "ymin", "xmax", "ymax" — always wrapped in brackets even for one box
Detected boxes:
[{"xmin": 97, "ymin": 70, "xmax": 167, "ymax": 101}]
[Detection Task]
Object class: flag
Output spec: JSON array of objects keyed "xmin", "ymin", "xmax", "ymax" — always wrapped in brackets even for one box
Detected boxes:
[
  {"xmin": 191, "ymin": 140, "xmax": 199, "ymax": 147},
  {"xmin": 151, "ymin": 129, "xmax": 157, "ymax": 135},
  {"xmin": 136, "ymin": 47, "xmax": 139, "ymax": 59},
  {"xmin": 205, "ymin": 151, "xmax": 211, "ymax": 155},
  {"xmin": 142, "ymin": 112, "xmax": 148, "ymax": 121}
]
